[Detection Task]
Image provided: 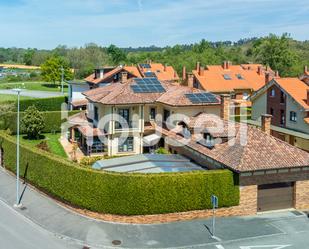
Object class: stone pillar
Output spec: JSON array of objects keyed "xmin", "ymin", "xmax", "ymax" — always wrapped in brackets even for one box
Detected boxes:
[
  {"xmin": 71, "ymin": 128, "xmax": 75, "ymax": 142},
  {"xmin": 120, "ymin": 71, "xmax": 128, "ymax": 83},
  {"xmin": 294, "ymin": 180, "xmax": 309, "ymax": 210}
]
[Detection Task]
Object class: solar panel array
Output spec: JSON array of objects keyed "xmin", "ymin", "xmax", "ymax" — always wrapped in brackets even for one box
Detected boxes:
[
  {"xmin": 185, "ymin": 93, "xmax": 218, "ymax": 104},
  {"xmin": 131, "ymin": 78, "xmax": 166, "ymax": 93},
  {"xmin": 144, "ymin": 71, "xmax": 157, "ymax": 78},
  {"xmin": 139, "ymin": 63, "xmax": 151, "ymax": 68}
]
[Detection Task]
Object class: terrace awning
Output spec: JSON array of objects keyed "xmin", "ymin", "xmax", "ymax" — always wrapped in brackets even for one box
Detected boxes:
[{"xmin": 143, "ymin": 133, "xmax": 161, "ymax": 146}]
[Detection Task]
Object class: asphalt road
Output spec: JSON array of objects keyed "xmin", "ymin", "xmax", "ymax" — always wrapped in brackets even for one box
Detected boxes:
[
  {"xmin": 0, "ymin": 89, "xmax": 64, "ymax": 98},
  {"xmin": 1, "ymin": 169, "xmax": 309, "ymax": 249},
  {"xmin": 0, "ymin": 200, "xmax": 82, "ymax": 249}
]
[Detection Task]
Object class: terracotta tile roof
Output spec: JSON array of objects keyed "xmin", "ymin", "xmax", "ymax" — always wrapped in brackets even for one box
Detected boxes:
[
  {"xmin": 159, "ymin": 113, "xmax": 309, "ymax": 172},
  {"xmin": 138, "ymin": 63, "xmax": 179, "ymax": 81},
  {"xmin": 70, "ymin": 99, "xmax": 88, "ymax": 107},
  {"xmin": 193, "ymin": 64, "xmax": 275, "ymax": 93},
  {"xmin": 85, "ymin": 66, "xmax": 141, "ymax": 84},
  {"xmin": 68, "ymin": 111, "xmax": 105, "ymax": 137},
  {"xmin": 83, "ymin": 79, "xmax": 220, "ymax": 107},
  {"xmin": 274, "ymin": 78, "xmax": 309, "ymax": 110}
]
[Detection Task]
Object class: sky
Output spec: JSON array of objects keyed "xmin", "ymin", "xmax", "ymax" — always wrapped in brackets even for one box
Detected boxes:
[{"xmin": 0, "ymin": 0, "xmax": 308, "ymax": 49}]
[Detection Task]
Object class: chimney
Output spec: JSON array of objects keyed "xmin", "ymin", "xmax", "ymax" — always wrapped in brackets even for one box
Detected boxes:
[
  {"xmin": 305, "ymin": 65, "xmax": 308, "ymax": 74},
  {"xmin": 182, "ymin": 66, "xmax": 186, "ymax": 81},
  {"xmin": 120, "ymin": 71, "xmax": 128, "ymax": 83},
  {"xmin": 265, "ymin": 72, "xmax": 270, "ymax": 84},
  {"xmin": 307, "ymin": 89, "xmax": 309, "ymax": 105},
  {"xmin": 275, "ymin": 70, "xmax": 279, "ymax": 78},
  {"xmin": 199, "ymin": 66, "xmax": 205, "ymax": 76},
  {"xmin": 222, "ymin": 61, "xmax": 227, "ymax": 70},
  {"xmin": 220, "ymin": 94, "xmax": 231, "ymax": 120},
  {"xmin": 261, "ymin": 114, "xmax": 272, "ymax": 135},
  {"xmin": 164, "ymin": 64, "xmax": 167, "ymax": 72},
  {"xmin": 257, "ymin": 66, "xmax": 263, "ymax": 75},
  {"xmin": 226, "ymin": 61, "xmax": 231, "ymax": 69},
  {"xmin": 187, "ymin": 73, "xmax": 194, "ymax": 88},
  {"xmin": 196, "ymin": 61, "xmax": 200, "ymax": 72}
]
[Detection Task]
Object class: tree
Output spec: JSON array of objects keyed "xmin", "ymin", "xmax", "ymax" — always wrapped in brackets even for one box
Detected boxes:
[
  {"xmin": 107, "ymin": 44, "xmax": 127, "ymax": 64},
  {"xmin": 21, "ymin": 106, "xmax": 45, "ymax": 139},
  {"xmin": 252, "ymin": 33, "xmax": 298, "ymax": 76},
  {"xmin": 41, "ymin": 56, "xmax": 73, "ymax": 84},
  {"xmin": 23, "ymin": 48, "xmax": 36, "ymax": 65}
]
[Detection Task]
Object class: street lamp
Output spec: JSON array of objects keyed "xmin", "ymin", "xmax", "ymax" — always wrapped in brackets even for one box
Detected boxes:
[
  {"xmin": 13, "ymin": 88, "xmax": 22, "ymax": 208},
  {"xmin": 60, "ymin": 66, "xmax": 64, "ymax": 94}
]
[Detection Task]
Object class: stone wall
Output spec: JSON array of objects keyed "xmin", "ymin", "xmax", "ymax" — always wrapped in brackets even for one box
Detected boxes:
[{"xmin": 295, "ymin": 180, "xmax": 309, "ymax": 210}]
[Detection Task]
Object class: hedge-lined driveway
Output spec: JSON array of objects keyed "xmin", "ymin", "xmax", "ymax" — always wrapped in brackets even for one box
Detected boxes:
[{"xmin": 0, "ymin": 89, "xmax": 64, "ymax": 98}]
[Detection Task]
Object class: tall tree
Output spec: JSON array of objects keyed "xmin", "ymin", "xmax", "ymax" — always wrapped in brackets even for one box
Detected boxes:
[
  {"xmin": 252, "ymin": 33, "xmax": 298, "ymax": 76},
  {"xmin": 107, "ymin": 44, "xmax": 127, "ymax": 64},
  {"xmin": 41, "ymin": 56, "xmax": 73, "ymax": 84}
]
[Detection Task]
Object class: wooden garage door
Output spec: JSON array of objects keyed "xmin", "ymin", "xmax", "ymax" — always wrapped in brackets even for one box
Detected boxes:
[{"xmin": 258, "ymin": 182, "xmax": 294, "ymax": 212}]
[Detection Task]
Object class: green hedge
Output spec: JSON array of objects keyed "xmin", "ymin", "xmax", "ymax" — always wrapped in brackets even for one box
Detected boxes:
[
  {"xmin": 0, "ymin": 132, "xmax": 239, "ymax": 215},
  {"xmin": 3, "ymin": 96, "xmax": 67, "ymax": 111},
  {"xmin": 0, "ymin": 110, "xmax": 79, "ymax": 134}
]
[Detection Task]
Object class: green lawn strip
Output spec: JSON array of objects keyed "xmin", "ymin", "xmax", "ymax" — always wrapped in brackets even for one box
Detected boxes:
[
  {"xmin": 0, "ymin": 81, "xmax": 68, "ymax": 92},
  {"xmin": 0, "ymin": 94, "xmax": 32, "ymax": 103},
  {"xmin": 14, "ymin": 133, "xmax": 67, "ymax": 158}
]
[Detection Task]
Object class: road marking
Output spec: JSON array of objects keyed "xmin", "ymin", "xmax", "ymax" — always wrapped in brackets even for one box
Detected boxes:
[
  {"xmin": 240, "ymin": 245, "xmax": 291, "ymax": 249},
  {"xmin": 215, "ymin": 245, "xmax": 225, "ymax": 249}
]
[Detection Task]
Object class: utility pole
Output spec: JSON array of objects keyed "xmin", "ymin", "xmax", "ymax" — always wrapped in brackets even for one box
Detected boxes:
[{"xmin": 13, "ymin": 88, "xmax": 22, "ymax": 208}]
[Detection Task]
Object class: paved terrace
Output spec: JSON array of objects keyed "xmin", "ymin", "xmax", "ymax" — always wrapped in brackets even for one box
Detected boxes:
[{"xmin": 0, "ymin": 168, "xmax": 309, "ymax": 249}]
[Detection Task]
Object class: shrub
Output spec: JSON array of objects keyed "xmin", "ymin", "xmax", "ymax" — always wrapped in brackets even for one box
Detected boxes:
[
  {"xmin": 36, "ymin": 141, "xmax": 50, "ymax": 152},
  {"xmin": 21, "ymin": 106, "xmax": 45, "ymax": 139},
  {"xmin": 80, "ymin": 156, "xmax": 104, "ymax": 167},
  {"xmin": 0, "ymin": 132, "xmax": 239, "ymax": 215},
  {"xmin": 155, "ymin": 147, "xmax": 170, "ymax": 154}
]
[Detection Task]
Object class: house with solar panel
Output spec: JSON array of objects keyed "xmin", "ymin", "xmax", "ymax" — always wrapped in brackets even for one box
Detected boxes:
[
  {"xmin": 68, "ymin": 77, "xmax": 222, "ymax": 156},
  {"xmin": 67, "ymin": 62, "xmax": 179, "ymax": 110},
  {"xmin": 184, "ymin": 61, "xmax": 277, "ymax": 104}
]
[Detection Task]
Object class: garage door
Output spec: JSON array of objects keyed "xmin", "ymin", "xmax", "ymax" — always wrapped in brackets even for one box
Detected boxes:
[{"xmin": 257, "ymin": 182, "xmax": 294, "ymax": 212}]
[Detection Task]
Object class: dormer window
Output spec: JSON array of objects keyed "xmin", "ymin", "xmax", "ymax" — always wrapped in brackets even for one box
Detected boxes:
[{"xmin": 202, "ymin": 132, "xmax": 214, "ymax": 148}]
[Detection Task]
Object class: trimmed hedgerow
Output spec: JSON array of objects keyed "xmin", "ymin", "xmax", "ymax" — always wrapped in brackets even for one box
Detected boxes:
[
  {"xmin": 0, "ymin": 132, "xmax": 239, "ymax": 215},
  {"xmin": 0, "ymin": 110, "xmax": 79, "ymax": 134},
  {"xmin": 3, "ymin": 96, "xmax": 67, "ymax": 112}
]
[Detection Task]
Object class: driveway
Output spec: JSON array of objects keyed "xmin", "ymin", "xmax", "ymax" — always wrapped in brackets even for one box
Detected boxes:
[
  {"xmin": 0, "ymin": 168, "xmax": 309, "ymax": 249},
  {"xmin": 0, "ymin": 89, "xmax": 64, "ymax": 98}
]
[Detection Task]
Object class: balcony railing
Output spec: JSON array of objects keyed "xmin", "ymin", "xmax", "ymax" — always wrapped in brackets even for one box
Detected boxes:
[{"xmin": 115, "ymin": 120, "xmax": 139, "ymax": 130}]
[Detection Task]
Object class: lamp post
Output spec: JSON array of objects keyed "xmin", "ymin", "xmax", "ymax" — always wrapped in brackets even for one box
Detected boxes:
[
  {"xmin": 60, "ymin": 66, "xmax": 64, "ymax": 94},
  {"xmin": 13, "ymin": 88, "xmax": 22, "ymax": 208}
]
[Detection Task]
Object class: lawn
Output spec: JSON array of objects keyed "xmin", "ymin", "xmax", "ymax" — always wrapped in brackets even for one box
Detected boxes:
[
  {"xmin": 14, "ymin": 133, "xmax": 67, "ymax": 158},
  {"xmin": 0, "ymin": 94, "xmax": 32, "ymax": 103},
  {"xmin": 0, "ymin": 81, "xmax": 68, "ymax": 92}
]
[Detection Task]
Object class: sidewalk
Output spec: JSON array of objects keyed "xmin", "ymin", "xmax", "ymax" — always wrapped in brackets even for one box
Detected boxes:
[{"xmin": 0, "ymin": 168, "xmax": 308, "ymax": 249}]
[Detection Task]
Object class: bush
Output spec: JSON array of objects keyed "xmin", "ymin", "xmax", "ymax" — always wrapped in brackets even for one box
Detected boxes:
[
  {"xmin": 80, "ymin": 156, "xmax": 104, "ymax": 167},
  {"xmin": 0, "ymin": 110, "xmax": 79, "ymax": 134},
  {"xmin": 155, "ymin": 147, "xmax": 170, "ymax": 154},
  {"xmin": 0, "ymin": 132, "xmax": 239, "ymax": 215},
  {"xmin": 21, "ymin": 106, "xmax": 45, "ymax": 139}
]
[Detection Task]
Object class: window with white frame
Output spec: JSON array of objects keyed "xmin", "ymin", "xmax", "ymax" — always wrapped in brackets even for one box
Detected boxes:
[
  {"xmin": 270, "ymin": 89, "xmax": 275, "ymax": 97},
  {"xmin": 290, "ymin": 111, "xmax": 297, "ymax": 122}
]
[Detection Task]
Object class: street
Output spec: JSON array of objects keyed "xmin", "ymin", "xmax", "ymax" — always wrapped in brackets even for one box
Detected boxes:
[
  {"xmin": 0, "ymin": 89, "xmax": 64, "ymax": 98},
  {"xmin": 0, "ymin": 200, "xmax": 82, "ymax": 249},
  {"xmin": 1, "ymin": 169, "xmax": 309, "ymax": 249}
]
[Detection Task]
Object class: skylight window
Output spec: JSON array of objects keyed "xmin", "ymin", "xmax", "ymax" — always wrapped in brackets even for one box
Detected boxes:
[
  {"xmin": 236, "ymin": 74, "xmax": 244, "ymax": 80},
  {"xmin": 223, "ymin": 74, "xmax": 232, "ymax": 80}
]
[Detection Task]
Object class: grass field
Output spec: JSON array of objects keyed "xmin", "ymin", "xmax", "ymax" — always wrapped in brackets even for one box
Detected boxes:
[
  {"xmin": 0, "ymin": 81, "xmax": 68, "ymax": 92},
  {"xmin": 0, "ymin": 94, "xmax": 32, "ymax": 103},
  {"xmin": 15, "ymin": 133, "xmax": 67, "ymax": 158}
]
